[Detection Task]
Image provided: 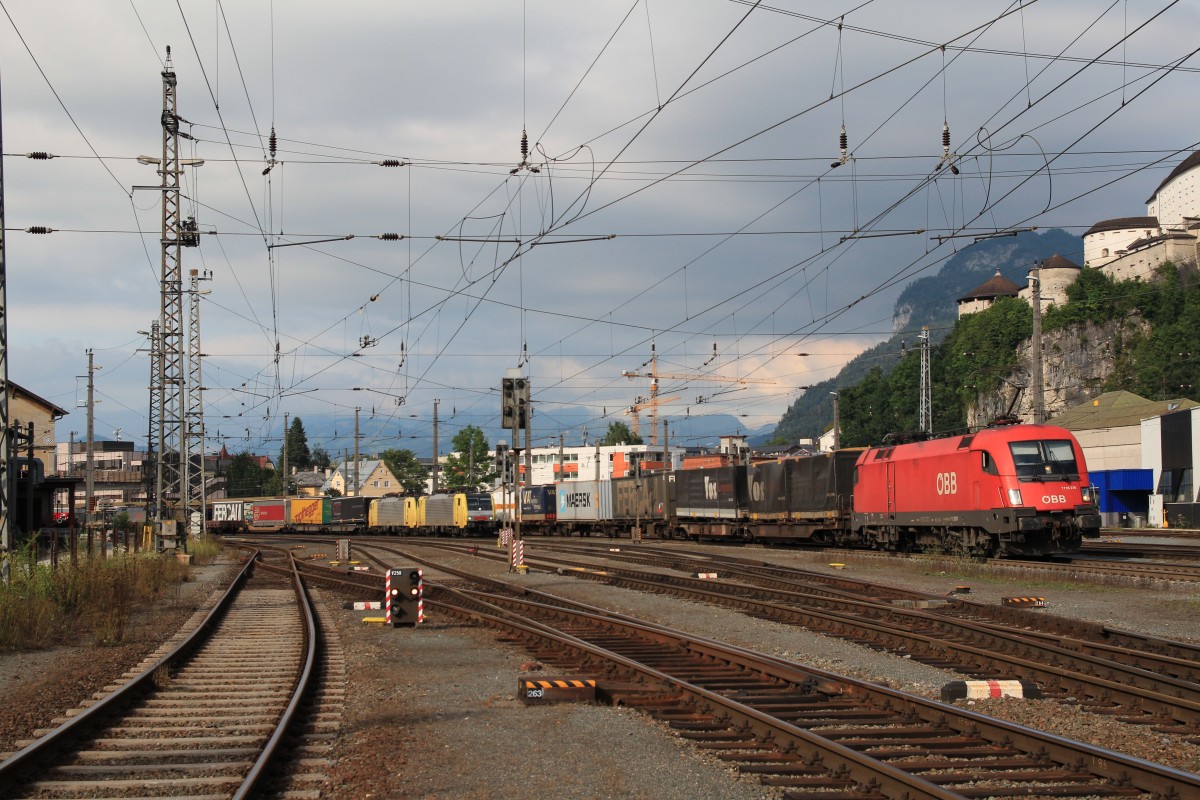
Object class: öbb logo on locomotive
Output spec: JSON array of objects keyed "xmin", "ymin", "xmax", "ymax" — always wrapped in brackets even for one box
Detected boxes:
[{"xmin": 935, "ymin": 472, "xmax": 958, "ymax": 495}]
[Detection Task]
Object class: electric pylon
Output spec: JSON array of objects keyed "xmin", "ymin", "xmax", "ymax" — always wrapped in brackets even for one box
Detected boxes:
[{"xmin": 918, "ymin": 326, "xmax": 931, "ymax": 434}]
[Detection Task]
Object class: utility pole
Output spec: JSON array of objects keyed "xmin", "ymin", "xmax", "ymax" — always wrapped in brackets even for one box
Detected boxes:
[
  {"xmin": 557, "ymin": 433, "xmax": 564, "ymax": 485},
  {"xmin": 830, "ymin": 392, "xmax": 840, "ymax": 450},
  {"xmin": 432, "ymin": 399, "xmax": 440, "ymax": 493},
  {"xmin": 918, "ymin": 326, "xmax": 931, "ymax": 434},
  {"xmin": 281, "ymin": 412, "xmax": 289, "ymax": 497},
  {"xmin": 1030, "ymin": 264, "xmax": 1045, "ymax": 424},
  {"xmin": 663, "ymin": 418, "xmax": 671, "ymax": 470},
  {"xmin": 0, "ymin": 70, "xmax": 10, "ymax": 551},
  {"xmin": 353, "ymin": 407, "xmax": 360, "ymax": 496},
  {"xmin": 85, "ymin": 350, "xmax": 97, "ymax": 557}
]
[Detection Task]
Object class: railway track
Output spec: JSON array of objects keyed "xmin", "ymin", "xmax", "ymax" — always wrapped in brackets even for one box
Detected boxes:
[
  {"xmin": 350, "ymin": 538, "xmax": 1200, "ymax": 738},
  {"xmin": 262, "ymin": 536, "xmax": 1200, "ymax": 795},
  {"xmin": 316, "ymin": 539, "xmax": 1199, "ymax": 800},
  {"xmin": 0, "ymin": 548, "xmax": 323, "ymax": 799}
]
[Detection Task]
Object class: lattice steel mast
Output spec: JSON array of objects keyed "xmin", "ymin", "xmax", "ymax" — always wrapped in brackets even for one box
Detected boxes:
[
  {"xmin": 154, "ymin": 47, "xmax": 195, "ymax": 533},
  {"xmin": 144, "ymin": 322, "xmax": 160, "ymax": 524},
  {"xmin": 185, "ymin": 269, "xmax": 210, "ymax": 536},
  {"xmin": 918, "ymin": 326, "xmax": 931, "ymax": 434}
]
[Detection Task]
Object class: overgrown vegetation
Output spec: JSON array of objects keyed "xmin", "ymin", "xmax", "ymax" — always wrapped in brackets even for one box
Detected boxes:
[
  {"xmin": 0, "ymin": 538, "xmax": 221, "ymax": 650},
  {"xmin": 840, "ymin": 296, "xmax": 1031, "ymax": 446},
  {"xmin": 837, "ymin": 262, "xmax": 1200, "ymax": 445},
  {"xmin": 1046, "ymin": 262, "xmax": 1200, "ymax": 398}
]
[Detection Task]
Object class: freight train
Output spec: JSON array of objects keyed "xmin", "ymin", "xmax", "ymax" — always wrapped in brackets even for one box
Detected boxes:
[{"xmin": 211, "ymin": 422, "xmax": 1101, "ymax": 558}]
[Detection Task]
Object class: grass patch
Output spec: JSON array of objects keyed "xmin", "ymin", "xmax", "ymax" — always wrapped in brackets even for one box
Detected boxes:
[
  {"xmin": 188, "ymin": 536, "xmax": 223, "ymax": 565},
  {"xmin": 0, "ymin": 540, "xmax": 197, "ymax": 649}
]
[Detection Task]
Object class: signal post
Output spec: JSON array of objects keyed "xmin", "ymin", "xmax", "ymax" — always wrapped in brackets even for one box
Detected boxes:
[{"xmin": 500, "ymin": 372, "xmax": 530, "ymax": 541}]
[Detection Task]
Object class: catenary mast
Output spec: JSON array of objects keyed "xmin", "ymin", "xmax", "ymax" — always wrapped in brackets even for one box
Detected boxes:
[{"xmin": 153, "ymin": 47, "xmax": 197, "ymax": 539}]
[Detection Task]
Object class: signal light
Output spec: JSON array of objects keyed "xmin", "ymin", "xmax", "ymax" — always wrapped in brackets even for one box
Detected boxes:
[{"xmin": 385, "ymin": 567, "xmax": 424, "ymax": 626}]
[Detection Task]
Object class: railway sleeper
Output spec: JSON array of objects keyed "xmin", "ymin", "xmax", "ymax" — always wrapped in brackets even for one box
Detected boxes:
[{"xmin": 921, "ymin": 768, "xmax": 1096, "ymax": 785}]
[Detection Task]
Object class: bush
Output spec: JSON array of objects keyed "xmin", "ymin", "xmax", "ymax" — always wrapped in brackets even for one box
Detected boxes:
[{"xmin": 0, "ymin": 548, "xmax": 194, "ymax": 650}]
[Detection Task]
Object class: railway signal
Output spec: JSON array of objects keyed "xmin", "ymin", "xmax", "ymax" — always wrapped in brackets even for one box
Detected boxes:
[
  {"xmin": 385, "ymin": 567, "xmax": 424, "ymax": 626},
  {"xmin": 501, "ymin": 376, "xmax": 530, "ymax": 431}
]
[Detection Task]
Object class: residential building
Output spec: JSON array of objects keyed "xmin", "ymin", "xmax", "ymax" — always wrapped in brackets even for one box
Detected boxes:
[
  {"xmin": 322, "ymin": 459, "xmax": 399, "ymax": 496},
  {"xmin": 8, "ymin": 381, "xmax": 68, "ymax": 476}
]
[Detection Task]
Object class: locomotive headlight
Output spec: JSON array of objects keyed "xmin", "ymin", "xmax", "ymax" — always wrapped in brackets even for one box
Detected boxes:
[
  {"xmin": 1081, "ymin": 486, "xmax": 1093, "ymax": 503},
  {"xmin": 1007, "ymin": 489, "xmax": 1024, "ymax": 506}
]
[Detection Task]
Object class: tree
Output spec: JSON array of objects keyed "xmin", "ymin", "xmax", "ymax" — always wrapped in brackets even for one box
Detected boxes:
[
  {"xmin": 602, "ymin": 421, "xmax": 642, "ymax": 445},
  {"xmin": 280, "ymin": 417, "xmax": 312, "ymax": 472},
  {"xmin": 441, "ymin": 425, "xmax": 492, "ymax": 491},
  {"xmin": 226, "ymin": 452, "xmax": 273, "ymax": 498},
  {"xmin": 380, "ymin": 448, "xmax": 429, "ymax": 496},
  {"xmin": 310, "ymin": 446, "xmax": 332, "ymax": 471}
]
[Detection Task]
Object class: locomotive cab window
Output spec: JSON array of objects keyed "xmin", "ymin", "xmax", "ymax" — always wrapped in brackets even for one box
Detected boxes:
[
  {"xmin": 980, "ymin": 451, "xmax": 998, "ymax": 475},
  {"xmin": 1009, "ymin": 439, "xmax": 1080, "ymax": 481}
]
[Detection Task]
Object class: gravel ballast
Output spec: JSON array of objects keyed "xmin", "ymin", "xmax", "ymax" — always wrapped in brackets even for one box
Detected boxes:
[{"xmin": 3, "ymin": 541, "xmax": 1199, "ymax": 799}]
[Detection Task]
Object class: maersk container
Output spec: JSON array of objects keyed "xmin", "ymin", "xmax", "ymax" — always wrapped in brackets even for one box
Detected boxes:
[{"xmin": 556, "ymin": 480, "xmax": 611, "ymax": 523}]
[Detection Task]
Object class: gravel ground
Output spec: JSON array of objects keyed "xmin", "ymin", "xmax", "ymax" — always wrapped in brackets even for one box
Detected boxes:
[{"xmin": 3, "ymin": 541, "xmax": 1200, "ymax": 800}]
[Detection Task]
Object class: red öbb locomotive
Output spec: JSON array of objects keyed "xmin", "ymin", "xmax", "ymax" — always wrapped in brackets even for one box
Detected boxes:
[{"xmin": 851, "ymin": 422, "xmax": 1101, "ymax": 557}]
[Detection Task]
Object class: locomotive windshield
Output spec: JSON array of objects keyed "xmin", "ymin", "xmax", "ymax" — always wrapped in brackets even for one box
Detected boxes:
[{"xmin": 1008, "ymin": 439, "xmax": 1080, "ymax": 481}]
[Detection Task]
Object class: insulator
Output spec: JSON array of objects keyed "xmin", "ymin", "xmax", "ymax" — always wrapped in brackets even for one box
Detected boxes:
[
  {"xmin": 520, "ymin": 130, "xmax": 529, "ymax": 159},
  {"xmin": 26, "ymin": 152, "xmax": 54, "ymax": 160},
  {"xmin": 378, "ymin": 159, "xmax": 402, "ymax": 167},
  {"xmin": 942, "ymin": 122, "xmax": 951, "ymax": 150},
  {"xmin": 839, "ymin": 125, "xmax": 847, "ymax": 154},
  {"xmin": 269, "ymin": 126, "xmax": 277, "ymax": 158},
  {"xmin": 378, "ymin": 232, "xmax": 403, "ymax": 240},
  {"xmin": 26, "ymin": 226, "xmax": 54, "ymax": 234}
]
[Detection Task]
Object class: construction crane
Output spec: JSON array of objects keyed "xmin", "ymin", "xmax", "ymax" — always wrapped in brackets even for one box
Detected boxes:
[
  {"xmin": 624, "ymin": 394, "xmax": 680, "ymax": 444},
  {"xmin": 620, "ymin": 345, "xmax": 775, "ymax": 445}
]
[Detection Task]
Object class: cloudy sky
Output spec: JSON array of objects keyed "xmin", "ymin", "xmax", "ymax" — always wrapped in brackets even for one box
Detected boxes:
[{"xmin": 2, "ymin": 0, "xmax": 1198, "ymax": 458}]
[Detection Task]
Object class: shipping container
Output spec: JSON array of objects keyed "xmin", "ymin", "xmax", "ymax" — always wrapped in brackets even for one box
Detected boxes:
[
  {"xmin": 287, "ymin": 497, "xmax": 330, "ymax": 527},
  {"xmin": 611, "ymin": 472, "xmax": 675, "ymax": 522},
  {"xmin": 208, "ymin": 500, "xmax": 246, "ymax": 532},
  {"xmin": 746, "ymin": 451, "xmax": 859, "ymax": 542},
  {"xmin": 331, "ymin": 496, "xmax": 370, "ymax": 526},
  {"xmin": 555, "ymin": 479, "xmax": 612, "ymax": 535},
  {"xmin": 251, "ymin": 499, "xmax": 286, "ymax": 527},
  {"xmin": 673, "ymin": 466, "xmax": 748, "ymax": 540}
]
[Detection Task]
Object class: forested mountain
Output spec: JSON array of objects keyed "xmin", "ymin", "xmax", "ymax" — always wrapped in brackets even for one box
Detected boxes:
[{"xmin": 772, "ymin": 228, "xmax": 1083, "ymax": 443}]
